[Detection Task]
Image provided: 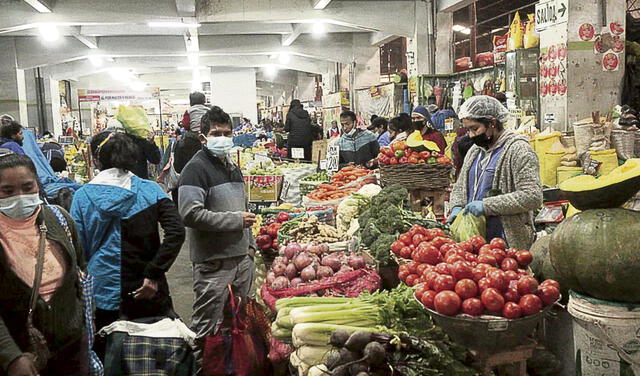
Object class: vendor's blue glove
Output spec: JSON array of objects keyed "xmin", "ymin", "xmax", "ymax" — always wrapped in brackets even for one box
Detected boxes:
[
  {"xmin": 446, "ymin": 207, "xmax": 462, "ymax": 224},
  {"xmin": 464, "ymin": 201, "xmax": 484, "ymax": 216}
]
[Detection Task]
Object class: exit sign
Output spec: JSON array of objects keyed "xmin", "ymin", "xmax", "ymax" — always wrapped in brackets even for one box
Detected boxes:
[{"xmin": 535, "ymin": 0, "xmax": 568, "ymax": 32}]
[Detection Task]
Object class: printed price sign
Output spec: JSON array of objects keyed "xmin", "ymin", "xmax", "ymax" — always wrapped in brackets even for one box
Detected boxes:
[
  {"xmin": 444, "ymin": 118, "xmax": 454, "ymax": 131},
  {"xmin": 291, "ymin": 147, "xmax": 305, "ymax": 159},
  {"xmin": 326, "ymin": 145, "xmax": 339, "ymax": 172}
]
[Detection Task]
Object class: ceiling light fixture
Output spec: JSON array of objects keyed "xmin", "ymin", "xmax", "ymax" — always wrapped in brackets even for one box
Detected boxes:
[
  {"xmin": 24, "ymin": 0, "xmax": 52, "ymax": 13},
  {"xmin": 313, "ymin": 0, "xmax": 332, "ymax": 10},
  {"xmin": 265, "ymin": 65, "xmax": 278, "ymax": 77},
  {"xmin": 452, "ymin": 24, "xmax": 467, "ymax": 32},
  {"xmin": 278, "ymin": 53, "xmax": 291, "ymax": 64},
  {"xmin": 460, "ymin": 28, "xmax": 471, "ymax": 35},
  {"xmin": 148, "ymin": 21, "xmax": 201, "ymax": 28},
  {"xmin": 88, "ymin": 55, "xmax": 103, "ymax": 67},
  {"xmin": 311, "ymin": 22, "xmax": 326, "ymax": 37},
  {"xmin": 38, "ymin": 23, "xmax": 60, "ymax": 42}
]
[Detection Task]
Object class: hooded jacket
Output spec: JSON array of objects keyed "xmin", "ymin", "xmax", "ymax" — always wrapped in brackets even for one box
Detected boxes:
[
  {"xmin": 70, "ymin": 168, "xmax": 185, "ymax": 317},
  {"xmin": 285, "ymin": 108, "xmax": 313, "ymax": 146},
  {"xmin": 188, "ymin": 104, "xmax": 209, "ymax": 133},
  {"xmin": 337, "ymin": 129, "xmax": 380, "ymax": 167},
  {"xmin": 450, "ymin": 131, "xmax": 542, "ymax": 250}
]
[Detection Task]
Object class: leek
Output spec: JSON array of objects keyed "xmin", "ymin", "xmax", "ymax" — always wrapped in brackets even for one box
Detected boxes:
[
  {"xmin": 292, "ymin": 323, "xmax": 382, "ymax": 347},
  {"xmin": 289, "ymin": 306, "xmax": 380, "ymax": 327},
  {"xmin": 275, "ymin": 296, "xmax": 355, "ymax": 311}
]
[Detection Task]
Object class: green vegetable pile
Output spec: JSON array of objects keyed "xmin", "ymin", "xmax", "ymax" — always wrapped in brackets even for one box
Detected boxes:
[
  {"xmin": 302, "ymin": 171, "xmax": 331, "ymax": 182},
  {"xmin": 358, "ymin": 184, "xmax": 449, "ymax": 266}
]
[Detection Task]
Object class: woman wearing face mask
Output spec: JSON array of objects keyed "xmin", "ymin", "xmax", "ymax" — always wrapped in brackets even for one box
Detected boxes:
[
  {"xmin": 448, "ymin": 96, "xmax": 542, "ymax": 250},
  {"xmin": 0, "ymin": 153, "xmax": 88, "ymax": 376},
  {"xmin": 70, "ymin": 132, "xmax": 185, "ymax": 361},
  {"xmin": 411, "ymin": 106, "xmax": 447, "ymax": 154}
]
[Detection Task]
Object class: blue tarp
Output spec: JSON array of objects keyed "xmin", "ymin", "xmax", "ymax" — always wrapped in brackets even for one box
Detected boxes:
[
  {"xmin": 22, "ymin": 129, "xmax": 82, "ymax": 198},
  {"xmin": 233, "ymin": 133, "xmax": 257, "ymax": 148}
]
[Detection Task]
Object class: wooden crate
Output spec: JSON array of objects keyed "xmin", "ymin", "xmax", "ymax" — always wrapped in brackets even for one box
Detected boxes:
[
  {"xmin": 312, "ymin": 140, "xmax": 329, "ymax": 163},
  {"xmin": 408, "ymin": 189, "xmax": 447, "ymax": 217}
]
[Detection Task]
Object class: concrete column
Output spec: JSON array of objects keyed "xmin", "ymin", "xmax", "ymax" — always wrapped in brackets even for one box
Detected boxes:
[
  {"xmin": 210, "ymin": 67, "xmax": 258, "ymax": 124},
  {"xmin": 407, "ymin": 0, "xmax": 431, "ymax": 77},
  {"xmin": 0, "ymin": 38, "xmax": 28, "ymax": 125},
  {"xmin": 436, "ymin": 12, "xmax": 454, "ymax": 74},
  {"xmin": 297, "ymin": 73, "xmax": 316, "ymax": 102}
]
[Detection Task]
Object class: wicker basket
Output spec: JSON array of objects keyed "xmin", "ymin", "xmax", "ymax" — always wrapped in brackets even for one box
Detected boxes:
[{"xmin": 380, "ymin": 163, "xmax": 451, "ymax": 190}]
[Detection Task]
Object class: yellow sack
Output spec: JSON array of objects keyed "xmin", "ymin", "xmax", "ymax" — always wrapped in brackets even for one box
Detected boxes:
[
  {"xmin": 507, "ymin": 12, "xmax": 524, "ymax": 51},
  {"xmin": 524, "ymin": 14, "xmax": 539, "ymax": 48},
  {"xmin": 451, "ymin": 211, "xmax": 486, "ymax": 242},
  {"xmin": 444, "ymin": 133, "xmax": 456, "ymax": 159},
  {"xmin": 557, "ymin": 166, "xmax": 583, "ymax": 185},
  {"xmin": 589, "ymin": 149, "xmax": 619, "ymax": 176},
  {"xmin": 541, "ymin": 150, "xmax": 564, "ymax": 186},
  {"xmin": 116, "ymin": 105, "xmax": 152, "ymax": 139}
]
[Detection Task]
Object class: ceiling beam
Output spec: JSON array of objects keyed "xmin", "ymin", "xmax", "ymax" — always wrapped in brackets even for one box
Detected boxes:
[
  {"xmin": 370, "ymin": 32, "xmax": 397, "ymax": 46},
  {"xmin": 175, "ymin": 0, "xmax": 195, "ymax": 16},
  {"xmin": 22, "ymin": 0, "xmax": 54, "ymax": 13},
  {"xmin": 282, "ymin": 23, "xmax": 303, "ymax": 46},
  {"xmin": 68, "ymin": 27, "xmax": 99, "ymax": 49},
  {"xmin": 312, "ymin": 0, "xmax": 332, "ymax": 10}
]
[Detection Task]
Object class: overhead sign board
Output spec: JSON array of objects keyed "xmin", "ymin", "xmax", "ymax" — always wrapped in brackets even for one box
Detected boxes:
[
  {"xmin": 535, "ymin": 0, "xmax": 568, "ymax": 32},
  {"xmin": 78, "ymin": 88, "xmax": 160, "ymax": 102}
]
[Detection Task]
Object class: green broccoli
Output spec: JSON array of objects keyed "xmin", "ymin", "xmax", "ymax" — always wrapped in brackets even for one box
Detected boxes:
[
  {"xmin": 370, "ymin": 233, "xmax": 398, "ymax": 267},
  {"xmin": 361, "ymin": 222, "xmax": 382, "ymax": 247},
  {"xmin": 374, "ymin": 205, "xmax": 405, "ymax": 234}
]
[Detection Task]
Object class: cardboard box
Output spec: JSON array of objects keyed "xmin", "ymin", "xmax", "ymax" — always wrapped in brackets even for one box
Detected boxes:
[
  {"xmin": 312, "ymin": 140, "xmax": 329, "ymax": 163},
  {"xmin": 243, "ymin": 175, "xmax": 283, "ymax": 202}
]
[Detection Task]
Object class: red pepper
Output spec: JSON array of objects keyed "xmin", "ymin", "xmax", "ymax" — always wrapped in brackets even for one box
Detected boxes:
[
  {"xmin": 276, "ymin": 212, "xmax": 290, "ymax": 223},
  {"xmin": 256, "ymin": 235, "xmax": 272, "ymax": 250},
  {"xmin": 267, "ymin": 223, "xmax": 282, "ymax": 238}
]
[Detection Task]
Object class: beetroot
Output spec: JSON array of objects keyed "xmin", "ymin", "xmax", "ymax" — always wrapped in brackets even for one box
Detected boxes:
[
  {"xmin": 271, "ymin": 276, "xmax": 289, "ymax": 290},
  {"xmin": 321, "ymin": 255, "xmax": 342, "ymax": 272},
  {"xmin": 316, "ymin": 265, "xmax": 334, "ymax": 279},
  {"xmin": 300, "ymin": 265, "xmax": 316, "ymax": 282},
  {"xmin": 272, "ymin": 262, "xmax": 287, "ymax": 277},
  {"xmin": 284, "ymin": 243, "xmax": 302, "ymax": 259},
  {"xmin": 293, "ymin": 252, "xmax": 313, "ymax": 271},
  {"xmin": 348, "ymin": 255, "xmax": 366, "ymax": 270},
  {"xmin": 290, "ymin": 277, "xmax": 303, "ymax": 287},
  {"xmin": 285, "ymin": 263, "xmax": 298, "ymax": 279},
  {"xmin": 307, "ymin": 244, "xmax": 323, "ymax": 256}
]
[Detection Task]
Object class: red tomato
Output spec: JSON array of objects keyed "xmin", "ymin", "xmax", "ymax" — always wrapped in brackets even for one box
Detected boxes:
[
  {"xmin": 389, "ymin": 157, "xmax": 398, "ymax": 165},
  {"xmin": 405, "ymin": 274, "xmax": 420, "ymax": 287},
  {"xmin": 399, "ymin": 233, "xmax": 413, "ymax": 246},
  {"xmin": 477, "ymin": 254, "xmax": 498, "ymax": 267},
  {"xmin": 491, "ymin": 249, "xmax": 506, "ymax": 264},
  {"xmin": 472, "ymin": 266, "xmax": 489, "ymax": 282},
  {"xmin": 503, "ymin": 302, "xmax": 523, "ymax": 319},
  {"xmin": 445, "ymin": 255, "xmax": 465, "ymax": 265},
  {"xmin": 519, "ymin": 294, "xmax": 543, "ymax": 316},
  {"xmin": 540, "ymin": 279, "xmax": 560, "ymax": 290},
  {"xmin": 504, "ymin": 287, "xmax": 521, "ymax": 303},
  {"xmin": 390, "ymin": 241, "xmax": 403, "ymax": 255},
  {"xmin": 500, "ymin": 257, "xmax": 519, "ymax": 272},
  {"xmin": 419, "ymin": 264, "xmax": 434, "ymax": 276},
  {"xmin": 431, "ymin": 236, "xmax": 448, "ymax": 249},
  {"xmin": 440, "ymin": 243, "xmax": 457, "ymax": 254},
  {"xmin": 477, "ymin": 277, "xmax": 492, "ymax": 293},
  {"xmin": 505, "ymin": 248, "xmax": 518, "ymax": 258},
  {"xmin": 469, "ymin": 235, "xmax": 486, "ymax": 251},
  {"xmin": 455, "ymin": 279, "xmax": 479, "ymax": 300},
  {"xmin": 416, "ymin": 263, "xmax": 431, "ymax": 276},
  {"xmin": 408, "ymin": 156, "xmax": 419, "ymax": 164},
  {"xmin": 433, "ymin": 275, "xmax": 456, "ymax": 292},
  {"xmin": 412, "ymin": 234, "xmax": 426, "ymax": 247},
  {"xmin": 398, "ymin": 156, "xmax": 409, "ymax": 164},
  {"xmin": 419, "ymin": 151, "xmax": 431, "ymax": 159},
  {"xmin": 434, "ymin": 291, "xmax": 462, "ymax": 316},
  {"xmin": 517, "ymin": 276, "xmax": 539, "ymax": 296},
  {"xmin": 414, "ymin": 283, "xmax": 429, "ymax": 301},
  {"xmin": 415, "ymin": 244, "xmax": 441, "ymax": 265},
  {"xmin": 451, "ymin": 261, "xmax": 474, "ymax": 281},
  {"xmin": 384, "ymin": 148, "xmax": 395, "ymax": 158},
  {"xmin": 458, "ymin": 241, "xmax": 474, "ymax": 253},
  {"xmin": 398, "ymin": 263, "xmax": 410, "ymax": 274},
  {"xmin": 515, "ymin": 251, "xmax": 533, "ymax": 267},
  {"xmin": 423, "ymin": 271, "xmax": 440, "ymax": 289},
  {"xmin": 398, "ymin": 269, "xmax": 410, "ymax": 282},
  {"xmin": 400, "ymin": 246, "xmax": 413, "ymax": 259},
  {"xmin": 538, "ymin": 285, "xmax": 560, "ymax": 306},
  {"xmin": 406, "ymin": 262, "xmax": 418, "ymax": 274},
  {"xmin": 478, "ymin": 245, "xmax": 494, "ymax": 256},
  {"xmin": 409, "ymin": 225, "xmax": 427, "ymax": 236},
  {"xmin": 420, "ymin": 290, "xmax": 437, "ymax": 309},
  {"xmin": 488, "ymin": 270, "xmax": 509, "ymax": 292},
  {"xmin": 489, "ymin": 238, "xmax": 507, "ymax": 250},
  {"xmin": 464, "ymin": 252, "xmax": 478, "ymax": 263},
  {"xmin": 481, "ymin": 288, "xmax": 505, "ymax": 312},
  {"xmin": 435, "ymin": 262, "xmax": 451, "ymax": 275},
  {"xmin": 461, "ymin": 298, "xmax": 484, "ymax": 316},
  {"xmin": 504, "ymin": 270, "xmax": 519, "ymax": 281}
]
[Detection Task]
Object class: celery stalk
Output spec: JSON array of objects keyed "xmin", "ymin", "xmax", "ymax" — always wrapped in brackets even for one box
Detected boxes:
[
  {"xmin": 291, "ymin": 323, "xmax": 382, "ymax": 347},
  {"xmin": 275, "ymin": 296, "xmax": 356, "ymax": 311}
]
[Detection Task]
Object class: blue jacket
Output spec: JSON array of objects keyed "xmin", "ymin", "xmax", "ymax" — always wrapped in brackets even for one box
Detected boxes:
[
  {"xmin": 71, "ymin": 168, "xmax": 185, "ymax": 316},
  {"xmin": 0, "ymin": 138, "xmax": 25, "ymax": 155}
]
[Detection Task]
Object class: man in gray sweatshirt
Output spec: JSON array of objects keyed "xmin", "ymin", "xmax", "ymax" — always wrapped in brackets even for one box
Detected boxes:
[{"xmin": 177, "ymin": 106, "xmax": 257, "ymax": 373}]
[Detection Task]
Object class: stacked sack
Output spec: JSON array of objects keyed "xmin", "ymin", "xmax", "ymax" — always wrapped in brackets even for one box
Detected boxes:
[{"xmin": 560, "ymin": 146, "xmax": 578, "ymax": 167}]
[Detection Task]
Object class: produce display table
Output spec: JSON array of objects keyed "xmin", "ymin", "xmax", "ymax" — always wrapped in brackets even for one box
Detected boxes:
[{"xmin": 471, "ymin": 339, "xmax": 536, "ymax": 376}]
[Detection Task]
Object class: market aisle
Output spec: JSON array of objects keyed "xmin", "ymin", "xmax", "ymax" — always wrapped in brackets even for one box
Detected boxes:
[{"xmin": 167, "ymin": 240, "xmax": 194, "ymax": 326}]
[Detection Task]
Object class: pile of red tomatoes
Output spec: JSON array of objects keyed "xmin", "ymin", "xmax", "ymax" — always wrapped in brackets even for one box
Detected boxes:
[{"xmin": 392, "ymin": 225, "xmax": 560, "ymax": 318}]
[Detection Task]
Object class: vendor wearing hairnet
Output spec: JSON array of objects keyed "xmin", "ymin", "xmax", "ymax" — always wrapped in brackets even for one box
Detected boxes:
[{"xmin": 447, "ymin": 96, "xmax": 542, "ymax": 250}]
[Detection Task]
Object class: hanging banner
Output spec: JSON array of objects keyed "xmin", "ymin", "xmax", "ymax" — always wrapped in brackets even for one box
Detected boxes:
[{"xmin": 78, "ymin": 88, "xmax": 161, "ymax": 102}]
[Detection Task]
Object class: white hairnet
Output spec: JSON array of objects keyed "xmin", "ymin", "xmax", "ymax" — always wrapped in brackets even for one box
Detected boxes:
[{"xmin": 458, "ymin": 95, "xmax": 510, "ymax": 124}]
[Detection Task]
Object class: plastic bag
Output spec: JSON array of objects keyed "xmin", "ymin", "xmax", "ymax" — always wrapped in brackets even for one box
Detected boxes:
[
  {"xmin": 450, "ymin": 211, "xmax": 486, "ymax": 242},
  {"xmin": 524, "ymin": 14, "xmax": 539, "ymax": 48},
  {"xmin": 115, "ymin": 105, "xmax": 152, "ymax": 139},
  {"xmin": 507, "ymin": 12, "xmax": 524, "ymax": 51}
]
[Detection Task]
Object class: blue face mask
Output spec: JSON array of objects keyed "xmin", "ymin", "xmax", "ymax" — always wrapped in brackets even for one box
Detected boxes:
[
  {"xmin": 346, "ymin": 128, "xmax": 356, "ymax": 137},
  {"xmin": 206, "ymin": 136, "xmax": 234, "ymax": 157},
  {"xmin": 0, "ymin": 193, "xmax": 42, "ymax": 220}
]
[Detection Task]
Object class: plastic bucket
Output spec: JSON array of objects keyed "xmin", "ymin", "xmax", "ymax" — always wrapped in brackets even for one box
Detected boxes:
[{"xmin": 567, "ymin": 291, "xmax": 640, "ymax": 376}]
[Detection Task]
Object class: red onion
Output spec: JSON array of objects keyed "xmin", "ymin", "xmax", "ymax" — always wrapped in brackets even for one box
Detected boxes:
[
  {"xmin": 348, "ymin": 255, "xmax": 366, "ymax": 270},
  {"xmin": 300, "ymin": 265, "xmax": 316, "ymax": 282},
  {"xmin": 272, "ymin": 262, "xmax": 287, "ymax": 277},
  {"xmin": 307, "ymin": 244, "xmax": 323, "ymax": 256},
  {"xmin": 293, "ymin": 252, "xmax": 313, "ymax": 271},
  {"xmin": 321, "ymin": 255, "xmax": 342, "ymax": 272},
  {"xmin": 290, "ymin": 277, "xmax": 303, "ymax": 287},
  {"xmin": 271, "ymin": 276, "xmax": 289, "ymax": 290},
  {"xmin": 319, "ymin": 244, "xmax": 329, "ymax": 253},
  {"xmin": 284, "ymin": 243, "xmax": 302, "ymax": 259},
  {"xmin": 337, "ymin": 265, "xmax": 354, "ymax": 274},
  {"xmin": 266, "ymin": 271, "xmax": 276, "ymax": 285},
  {"xmin": 316, "ymin": 265, "xmax": 334, "ymax": 279},
  {"xmin": 285, "ymin": 263, "xmax": 298, "ymax": 279}
]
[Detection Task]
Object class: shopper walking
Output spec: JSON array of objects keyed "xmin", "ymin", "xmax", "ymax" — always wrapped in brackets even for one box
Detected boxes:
[
  {"xmin": 285, "ymin": 99, "xmax": 313, "ymax": 160},
  {"xmin": 177, "ymin": 106, "xmax": 257, "ymax": 373},
  {"xmin": 447, "ymin": 95, "xmax": 542, "ymax": 250},
  {"xmin": 70, "ymin": 131, "xmax": 185, "ymax": 360},
  {"xmin": 0, "ymin": 153, "xmax": 88, "ymax": 376},
  {"xmin": 411, "ymin": 105, "xmax": 447, "ymax": 153},
  {"xmin": 0, "ymin": 121, "xmax": 26, "ymax": 155},
  {"xmin": 337, "ymin": 110, "xmax": 379, "ymax": 168}
]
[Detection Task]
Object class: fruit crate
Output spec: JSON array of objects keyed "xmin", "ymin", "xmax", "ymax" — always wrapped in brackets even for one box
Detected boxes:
[{"xmin": 380, "ymin": 163, "xmax": 451, "ymax": 190}]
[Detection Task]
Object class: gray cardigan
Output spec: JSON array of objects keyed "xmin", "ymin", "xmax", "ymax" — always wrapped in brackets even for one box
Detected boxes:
[{"xmin": 450, "ymin": 131, "xmax": 543, "ymax": 250}]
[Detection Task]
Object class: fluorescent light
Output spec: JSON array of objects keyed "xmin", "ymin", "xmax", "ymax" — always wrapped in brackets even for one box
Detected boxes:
[
  {"xmin": 460, "ymin": 28, "xmax": 471, "ymax": 35},
  {"xmin": 38, "ymin": 24, "xmax": 59, "ymax": 42},
  {"xmin": 187, "ymin": 53, "xmax": 199, "ymax": 66},
  {"xmin": 24, "ymin": 0, "xmax": 52, "ymax": 13},
  {"xmin": 452, "ymin": 24, "xmax": 466, "ymax": 32},
  {"xmin": 109, "ymin": 68, "xmax": 133, "ymax": 82},
  {"xmin": 312, "ymin": 22, "xmax": 326, "ymax": 37},
  {"xmin": 313, "ymin": 0, "xmax": 332, "ymax": 10},
  {"xmin": 148, "ymin": 21, "xmax": 201, "ymax": 28},
  {"xmin": 278, "ymin": 53, "xmax": 291, "ymax": 64},
  {"xmin": 265, "ymin": 65, "xmax": 278, "ymax": 77},
  {"xmin": 130, "ymin": 81, "xmax": 146, "ymax": 92},
  {"xmin": 177, "ymin": 65, "xmax": 206, "ymax": 70},
  {"xmin": 88, "ymin": 55, "xmax": 103, "ymax": 67}
]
